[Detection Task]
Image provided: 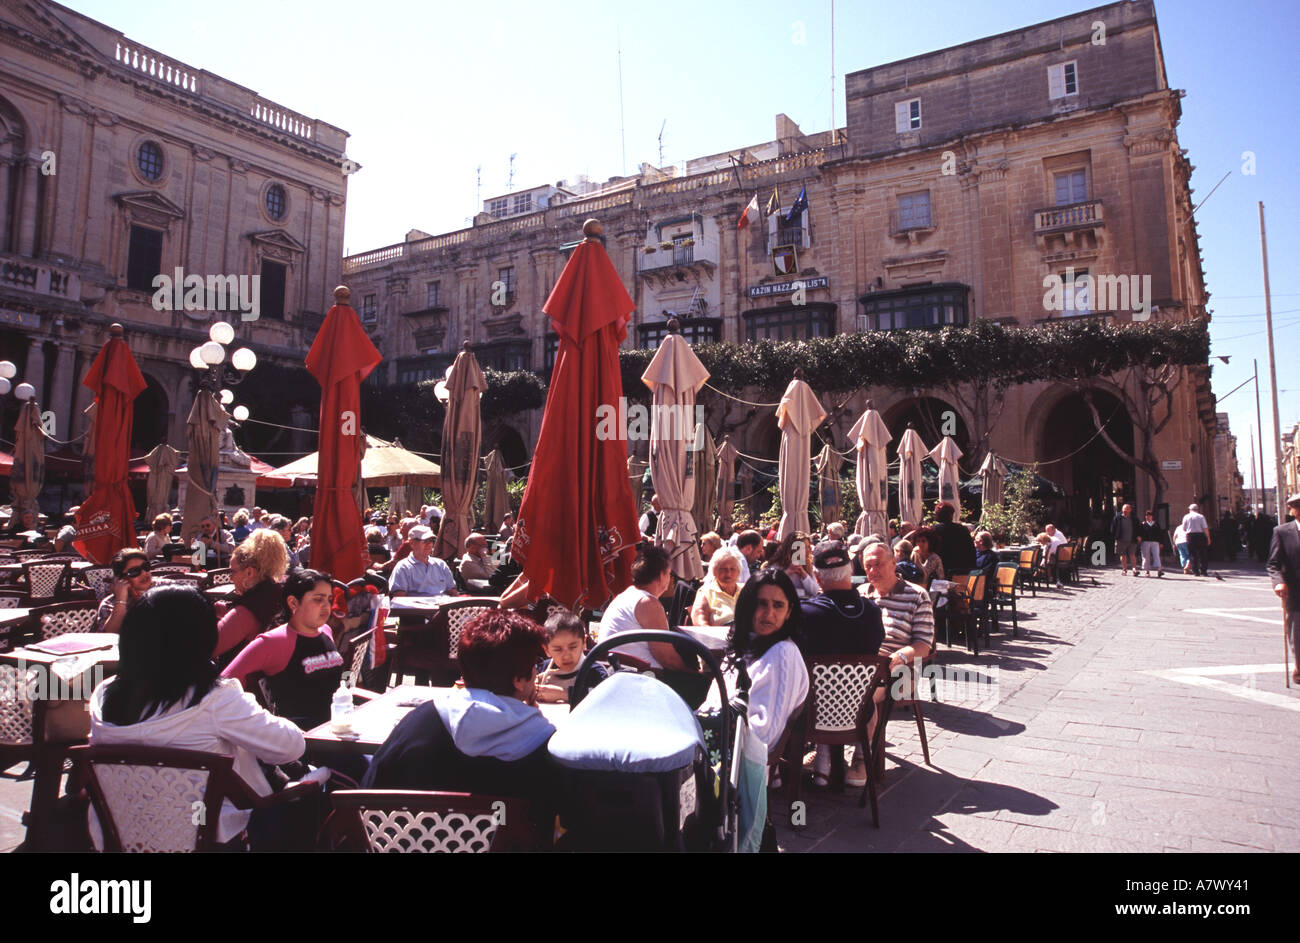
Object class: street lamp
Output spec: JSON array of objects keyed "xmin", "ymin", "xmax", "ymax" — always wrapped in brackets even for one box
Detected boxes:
[{"xmin": 189, "ymin": 322, "xmax": 257, "ymax": 395}]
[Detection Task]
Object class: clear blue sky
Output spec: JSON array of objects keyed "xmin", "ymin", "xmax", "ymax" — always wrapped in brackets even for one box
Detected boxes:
[{"xmin": 63, "ymin": 0, "xmax": 1300, "ymax": 486}]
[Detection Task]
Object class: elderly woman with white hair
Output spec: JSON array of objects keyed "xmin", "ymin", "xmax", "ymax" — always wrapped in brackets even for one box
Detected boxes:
[{"xmin": 690, "ymin": 546, "xmax": 744, "ymax": 627}]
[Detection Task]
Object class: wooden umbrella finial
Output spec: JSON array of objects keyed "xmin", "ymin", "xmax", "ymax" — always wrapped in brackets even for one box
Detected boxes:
[
  {"xmin": 582, "ymin": 218, "xmax": 603, "ymax": 240},
  {"xmin": 666, "ymin": 317, "xmax": 681, "ymax": 334},
  {"xmin": 462, "ymin": 340, "xmax": 472, "ymax": 352},
  {"xmin": 865, "ymin": 398, "xmax": 874, "ymax": 409},
  {"xmin": 333, "ymin": 285, "xmax": 352, "ymax": 305},
  {"xmin": 794, "ymin": 367, "xmax": 805, "ymax": 381},
  {"xmin": 109, "ymin": 323, "xmax": 124, "ymax": 338}
]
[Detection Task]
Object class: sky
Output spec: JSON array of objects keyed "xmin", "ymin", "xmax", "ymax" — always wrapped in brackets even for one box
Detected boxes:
[{"xmin": 60, "ymin": 0, "xmax": 1300, "ymax": 487}]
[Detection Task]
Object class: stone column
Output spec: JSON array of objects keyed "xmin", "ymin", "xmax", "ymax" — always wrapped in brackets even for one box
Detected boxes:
[
  {"xmin": 50, "ymin": 342, "xmax": 76, "ymax": 443},
  {"xmin": 0, "ymin": 160, "xmax": 11, "ymax": 252},
  {"xmin": 71, "ymin": 347, "xmax": 97, "ymax": 442},
  {"xmin": 24, "ymin": 337, "xmax": 45, "ymax": 397},
  {"xmin": 15, "ymin": 158, "xmax": 39, "ymax": 257}
]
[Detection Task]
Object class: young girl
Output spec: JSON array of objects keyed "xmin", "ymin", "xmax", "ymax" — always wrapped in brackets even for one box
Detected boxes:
[
  {"xmin": 222, "ymin": 568, "xmax": 344, "ymax": 730},
  {"xmin": 536, "ymin": 609, "xmax": 605, "ymax": 704}
]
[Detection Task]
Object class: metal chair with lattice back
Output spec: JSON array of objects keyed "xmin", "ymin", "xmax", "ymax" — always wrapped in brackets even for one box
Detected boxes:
[
  {"xmin": 204, "ymin": 568, "xmax": 234, "ymax": 587},
  {"xmin": 444, "ymin": 598, "xmax": 501, "ymax": 666},
  {"xmin": 789, "ymin": 653, "xmax": 893, "ymax": 827},
  {"xmin": 30, "ymin": 600, "xmax": 100, "ymax": 640},
  {"xmin": 68, "ymin": 744, "xmax": 323, "ymax": 852},
  {"xmin": 327, "ymin": 791, "xmax": 531, "ymax": 852},
  {"xmin": 0, "ymin": 662, "xmax": 38, "ymax": 773},
  {"xmin": 22, "ymin": 561, "xmax": 71, "ymax": 603},
  {"xmin": 81, "ymin": 566, "xmax": 114, "ymax": 602},
  {"xmin": 0, "ymin": 589, "xmax": 26, "ymax": 610}
]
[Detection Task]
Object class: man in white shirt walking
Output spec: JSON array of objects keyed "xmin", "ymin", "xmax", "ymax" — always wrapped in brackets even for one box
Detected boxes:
[{"xmin": 1180, "ymin": 503, "xmax": 1211, "ymax": 577}]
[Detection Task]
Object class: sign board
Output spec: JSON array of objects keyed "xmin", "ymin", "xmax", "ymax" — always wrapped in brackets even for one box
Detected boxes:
[
  {"xmin": 1161, "ymin": 460, "xmax": 1183, "ymax": 470},
  {"xmin": 747, "ymin": 276, "xmax": 828, "ymax": 298}
]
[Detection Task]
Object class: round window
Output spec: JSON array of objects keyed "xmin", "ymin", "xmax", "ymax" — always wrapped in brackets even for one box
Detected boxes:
[
  {"xmin": 265, "ymin": 184, "xmax": 287, "ymax": 221},
  {"xmin": 137, "ymin": 141, "xmax": 164, "ymax": 182}
]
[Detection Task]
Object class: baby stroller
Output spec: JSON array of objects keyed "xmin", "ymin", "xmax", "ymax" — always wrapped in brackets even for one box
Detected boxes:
[{"xmin": 548, "ymin": 631, "xmax": 752, "ymax": 852}]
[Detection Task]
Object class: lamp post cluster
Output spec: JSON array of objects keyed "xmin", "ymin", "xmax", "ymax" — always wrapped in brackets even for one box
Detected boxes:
[{"xmin": 190, "ymin": 322, "xmax": 257, "ymax": 425}]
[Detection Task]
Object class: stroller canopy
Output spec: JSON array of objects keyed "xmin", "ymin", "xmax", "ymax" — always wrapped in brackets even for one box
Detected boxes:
[{"xmin": 549, "ymin": 673, "xmax": 705, "ymax": 773}]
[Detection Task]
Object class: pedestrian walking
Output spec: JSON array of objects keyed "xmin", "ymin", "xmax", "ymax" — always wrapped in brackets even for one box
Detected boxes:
[
  {"xmin": 1265, "ymin": 493, "xmax": 1300, "ymax": 685},
  {"xmin": 1137, "ymin": 510, "xmax": 1165, "ymax": 577},
  {"xmin": 1181, "ymin": 503, "xmax": 1211, "ymax": 577},
  {"xmin": 1111, "ymin": 503, "xmax": 1137, "ymax": 576}
]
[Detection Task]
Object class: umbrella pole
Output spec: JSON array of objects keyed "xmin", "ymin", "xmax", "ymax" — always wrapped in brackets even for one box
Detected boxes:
[{"xmin": 1285, "ymin": 599, "xmax": 1291, "ymax": 689}]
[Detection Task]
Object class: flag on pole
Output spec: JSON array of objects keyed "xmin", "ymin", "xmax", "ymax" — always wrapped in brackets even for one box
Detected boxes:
[
  {"xmin": 737, "ymin": 194, "xmax": 759, "ymax": 230},
  {"xmin": 765, "ymin": 187, "xmax": 780, "ymax": 217},
  {"xmin": 785, "ymin": 185, "xmax": 808, "ymax": 223}
]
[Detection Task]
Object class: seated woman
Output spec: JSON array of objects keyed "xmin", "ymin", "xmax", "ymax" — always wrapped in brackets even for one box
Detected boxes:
[
  {"xmin": 726, "ymin": 568, "xmax": 809, "ymax": 759},
  {"xmin": 598, "ymin": 544, "xmax": 692, "ymax": 672},
  {"xmin": 361, "ymin": 608, "xmax": 556, "ymax": 845},
  {"xmin": 95, "ymin": 548, "xmax": 164, "ymax": 633},
  {"xmin": 690, "ymin": 546, "xmax": 743, "ymax": 627},
  {"xmin": 892, "ymin": 538, "xmax": 926, "ymax": 586},
  {"xmin": 768, "ymin": 531, "xmax": 820, "ymax": 598},
  {"xmin": 221, "ymin": 568, "xmax": 343, "ymax": 730},
  {"xmin": 213, "ymin": 529, "xmax": 290, "ymax": 661},
  {"xmin": 699, "ymin": 531, "xmax": 722, "ymax": 565},
  {"xmin": 142, "ymin": 514, "xmax": 172, "ymax": 559},
  {"xmin": 909, "ymin": 528, "xmax": 945, "ymax": 586},
  {"xmin": 88, "ymin": 584, "xmax": 306, "ymax": 850},
  {"xmin": 973, "ymin": 531, "xmax": 999, "ymax": 574}
]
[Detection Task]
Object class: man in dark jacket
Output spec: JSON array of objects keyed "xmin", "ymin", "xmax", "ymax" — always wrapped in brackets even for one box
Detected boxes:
[
  {"xmin": 1111, "ymin": 504, "xmax": 1137, "ymax": 576},
  {"xmin": 1267, "ymin": 494, "xmax": 1300, "ymax": 685},
  {"xmin": 933, "ymin": 502, "xmax": 976, "ymax": 576}
]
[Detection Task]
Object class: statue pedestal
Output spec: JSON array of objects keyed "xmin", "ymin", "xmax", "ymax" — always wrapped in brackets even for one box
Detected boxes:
[{"xmin": 176, "ymin": 430, "xmax": 261, "ymax": 518}]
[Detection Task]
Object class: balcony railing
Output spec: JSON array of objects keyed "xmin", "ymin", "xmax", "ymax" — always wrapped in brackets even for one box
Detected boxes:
[
  {"xmin": 0, "ymin": 254, "xmax": 79, "ymax": 299},
  {"xmin": 1034, "ymin": 199, "xmax": 1104, "ymax": 233},
  {"xmin": 637, "ymin": 239, "xmax": 719, "ymax": 274}
]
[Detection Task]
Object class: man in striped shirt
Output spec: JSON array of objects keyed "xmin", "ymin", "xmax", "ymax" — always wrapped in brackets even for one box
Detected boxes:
[{"xmin": 858, "ymin": 541, "xmax": 935, "ymax": 750}]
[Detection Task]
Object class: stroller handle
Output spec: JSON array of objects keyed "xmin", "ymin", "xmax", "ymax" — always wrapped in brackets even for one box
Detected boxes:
[{"xmin": 571, "ymin": 630, "xmax": 735, "ymax": 844}]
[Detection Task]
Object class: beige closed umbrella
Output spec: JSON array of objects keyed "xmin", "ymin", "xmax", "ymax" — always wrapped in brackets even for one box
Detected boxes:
[
  {"xmin": 435, "ymin": 345, "xmax": 486, "ymax": 561},
  {"xmin": 775, "ymin": 374, "xmax": 826, "ymax": 540},
  {"xmin": 641, "ymin": 324, "xmax": 709, "ymax": 580},
  {"xmin": 979, "ymin": 451, "xmax": 1008, "ymax": 519},
  {"xmin": 848, "ymin": 403, "xmax": 891, "ymax": 537},
  {"xmin": 814, "ymin": 443, "xmax": 841, "ymax": 530},
  {"xmin": 628, "ymin": 454, "xmax": 647, "ymax": 513},
  {"xmin": 483, "ymin": 449, "xmax": 509, "ymax": 532},
  {"xmin": 714, "ymin": 436, "xmax": 738, "ymax": 537},
  {"xmin": 11, "ymin": 398, "xmax": 45, "ymax": 520},
  {"xmin": 144, "ymin": 443, "xmax": 180, "ymax": 523},
  {"xmin": 691, "ymin": 424, "xmax": 717, "ymax": 541},
  {"xmin": 897, "ymin": 426, "xmax": 928, "ymax": 529},
  {"xmin": 929, "ymin": 436, "xmax": 964, "ymax": 521},
  {"xmin": 182, "ymin": 391, "xmax": 227, "ymax": 548}
]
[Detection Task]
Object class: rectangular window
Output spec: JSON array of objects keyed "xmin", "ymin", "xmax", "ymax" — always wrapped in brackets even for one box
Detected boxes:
[
  {"xmin": 544, "ymin": 333, "xmax": 559, "ymax": 373},
  {"xmin": 638, "ymin": 319, "xmax": 719, "ymax": 350},
  {"xmin": 896, "ymin": 191, "xmax": 932, "ymax": 230},
  {"xmin": 489, "ymin": 198, "xmax": 509, "ymax": 218},
  {"xmin": 1048, "ymin": 62, "xmax": 1078, "ymax": 99},
  {"xmin": 861, "ymin": 284, "xmax": 968, "ymax": 332},
  {"xmin": 512, "ymin": 193, "xmax": 533, "ymax": 215},
  {"xmin": 895, "ymin": 99, "xmax": 921, "ymax": 133},
  {"xmin": 498, "ymin": 266, "xmax": 516, "ymax": 296},
  {"xmin": 361, "ymin": 294, "xmax": 376, "ymax": 323},
  {"xmin": 743, "ymin": 307, "xmax": 835, "ymax": 343},
  {"xmin": 671, "ymin": 234, "xmax": 694, "ymax": 267},
  {"xmin": 426, "ymin": 281, "xmax": 441, "ymax": 307},
  {"xmin": 1063, "ymin": 269, "xmax": 1090, "ymax": 316},
  {"xmin": 126, "ymin": 225, "xmax": 163, "ymax": 292},
  {"xmin": 1053, "ymin": 170, "xmax": 1088, "ymax": 206},
  {"xmin": 260, "ymin": 260, "xmax": 286, "ymax": 320}
]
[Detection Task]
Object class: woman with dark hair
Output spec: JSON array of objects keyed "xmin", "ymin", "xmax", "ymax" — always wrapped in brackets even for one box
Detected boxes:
[
  {"xmin": 213, "ymin": 529, "xmax": 290, "ymax": 659},
  {"xmin": 89, "ymin": 584, "xmax": 305, "ymax": 848},
  {"xmin": 727, "ymin": 568, "xmax": 809, "ymax": 759},
  {"xmin": 222, "ymin": 568, "xmax": 344, "ymax": 730},
  {"xmin": 94, "ymin": 548, "xmax": 159, "ymax": 633},
  {"xmin": 909, "ymin": 528, "xmax": 945, "ymax": 586},
  {"xmin": 768, "ymin": 530, "xmax": 820, "ymax": 598},
  {"xmin": 597, "ymin": 543, "xmax": 691, "ymax": 671}
]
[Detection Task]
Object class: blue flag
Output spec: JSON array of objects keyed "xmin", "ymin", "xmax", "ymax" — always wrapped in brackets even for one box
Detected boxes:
[{"xmin": 785, "ymin": 185, "xmax": 808, "ymax": 223}]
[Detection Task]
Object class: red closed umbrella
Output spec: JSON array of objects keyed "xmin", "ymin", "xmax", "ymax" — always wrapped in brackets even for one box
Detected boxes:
[
  {"xmin": 74, "ymin": 324, "xmax": 147, "ymax": 564},
  {"xmin": 504, "ymin": 220, "xmax": 639, "ymax": 610},
  {"xmin": 305, "ymin": 287, "xmax": 382, "ymax": 582}
]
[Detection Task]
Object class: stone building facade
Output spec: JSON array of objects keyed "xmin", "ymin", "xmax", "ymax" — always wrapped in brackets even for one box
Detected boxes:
[
  {"xmin": 0, "ymin": 0, "xmax": 349, "ymax": 495},
  {"xmin": 1214, "ymin": 412, "xmax": 1244, "ymax": 517},
  {"xmin": 344, "ymin": 0, "xmax": 1216, "ymax": 533}
]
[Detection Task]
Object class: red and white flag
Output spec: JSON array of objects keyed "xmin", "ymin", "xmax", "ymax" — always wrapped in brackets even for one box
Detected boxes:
[{"xmin": 737, "ymin": 194, "xmax": 759, "ymax": 230}]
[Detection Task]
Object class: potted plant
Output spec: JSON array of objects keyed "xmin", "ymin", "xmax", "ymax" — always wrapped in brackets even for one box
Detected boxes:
[
  {"xmin": 680, "ymin": 238, "xmax": 695, "ymax": 247},
  {"xmin": 659, "ymin": 240, "xmax": 673, "ymax": 250},
  {"xmin": 643, "ymin": 245, "xmax": 657, "ymax": 253}
]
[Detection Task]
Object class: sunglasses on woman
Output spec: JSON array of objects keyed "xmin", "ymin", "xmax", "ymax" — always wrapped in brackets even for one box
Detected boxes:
[{"xmin": 121, "ymin": 561, "xmax": 153, "ymax": 579}]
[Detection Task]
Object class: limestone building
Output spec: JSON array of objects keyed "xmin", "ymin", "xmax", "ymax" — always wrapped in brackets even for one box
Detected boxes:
[
  {"xmin": 1214, "ymin": 412, "xmax": 1244, "ymax": 517},
  {"xmin": 0, "ymin": 0, "xmax": 349, "ymax": 488},
  {"xmin": 344, "ymin": 0, "xmax": 1216, "ymax": 533}
]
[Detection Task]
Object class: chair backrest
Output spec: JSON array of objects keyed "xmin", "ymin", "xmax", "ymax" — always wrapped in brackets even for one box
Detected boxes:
[
  {"xmin": 1016, "ymin": 548, "xmax": 1036, "ymax": 568},
  {"xmin": 0, "ymin": 590, "xmax": 26, "ymax": 609},
  {"xmin": 0, "ymin": 663, "xmax": 36, "ymax": 746},
  {"xmin": 970, "ymin": 572, "xmax": 986, "ymax": 603},
  {"xmin": 329, "ymin": 790, "xmax": 529, "ymax": 853},
  {"xmin": 345, "ymin": 628, "xmax": 374, "ymax": 685},
  {"xmin": 806, "ymin": 653, "xmax": 893, "ymax": 738},
  {"xmin": 440, "ymin": 598, "xmax": 500, "ymax": 661},
  {"xmin": 23, "ymin": 561, "xmax": 70, "ymax": 601},
  {"xmin": 13, "ymin": 549, "xmax": 49, "ymax": 560},
  {"xmin": 1057, "ymin": 545, "xmax": 1074, "ymax": 565},
  {"xmin": 82, "ymin": 566, "xmax": 114, "ymax": 601},
  {"xmin": 68, "ymin": 745, "xmax": 249, "ymax": 852},
  {"xmin": 995, "ymin": 565, "xmax": 1017, "ymax": 595},
  {"xmin": 205, "ymin": 568, "xmax": 233, "ymax": 586},
  {"xmin": 150, "ymin": 564, "xmax": 194, "ymax": 577},
  {"xmin": 33, "ymin": 600, "xmax": 99, "ymax": 640}
]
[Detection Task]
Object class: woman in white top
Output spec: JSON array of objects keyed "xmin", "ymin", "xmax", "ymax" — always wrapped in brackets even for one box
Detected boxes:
[
  {"xmin": 89, "ymin": 584, "xmax": 305, "ymax": 849},
  {"xmin": 768, "ymin": 531, "xmax": 820, "ymax": 598},
  {"xmin": 598, "ymin": 544, "xmax": 692, "ymax": 671},
  {"xmin": 727, "ymin": 568, "xmax": 809, "ymax": 760},
  {"xmin": 691, "ymin": 547, "xmax": 743, "ymax": 627}
]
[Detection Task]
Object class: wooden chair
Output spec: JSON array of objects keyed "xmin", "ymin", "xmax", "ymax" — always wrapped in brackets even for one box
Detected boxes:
[
  {"xmin": 992, "ymin": 565, "xmax": 1020, "ymax": 638},
  {"xmin": 22, "ymin": 561, "xmax": 71, "ymax": 603},
  {"xmin": 29, "ymin": 600, "xmax": 100, "ymax": 641},
  {"xmin": 1057, "ymin": 544, "xmax": 1080, "ymax": 584},
  {"xmin": 789, "ymin": 654, "xmax": 893, "ymax": 827},
  {"xmin": 68, "ymin": 745, "xmax": 322, "ymax": 852},
  {"xmin": 1014, "ymin": 548, "xmax": 1041, "ymax": 597},
  {"xmin": 327, "ymin": 790, "xmax": 531, "ymax": 853},
  {"xmin": 946, "ymin": 573, "xmax": 987, "ymax": 655}
]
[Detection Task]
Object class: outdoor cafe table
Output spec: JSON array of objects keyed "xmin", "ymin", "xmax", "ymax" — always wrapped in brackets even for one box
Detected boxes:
[
  {"xmin": 303, "ymin": 684, "xmax": 570, "ymax": 760},
  {"xmin": 995, "ymin": 545, "xmax": 1036, "ymax": 562},
  {"xmin": 0, "ymin": 632, "xmax": 119, "ymax": 851},
  {"xmin": 0, "ymin": 559, "xmax": 94, "ymax": 577}
]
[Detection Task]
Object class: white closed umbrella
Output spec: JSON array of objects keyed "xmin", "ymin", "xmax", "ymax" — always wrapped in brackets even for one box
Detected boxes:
[
  {"xmin": 896, "ymin": 426, "xmax": 928, "ymax": 528},
  {"xmin": 929, "ymin": 436, "xmax": 964, "ymax": 521},
  {"xmin": 979, "ymin": 451, "xmax": 1008, "ymax": 519},
  {"xmin": 848, "ymin": 402, "xmax": 891, "ymax": 537},
  {"xmin": 775, "ymin": 373, "xmax": 826, "ymax": 540}
]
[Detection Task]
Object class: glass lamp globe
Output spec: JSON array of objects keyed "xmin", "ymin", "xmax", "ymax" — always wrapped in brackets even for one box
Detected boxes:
[
  {"xmin": 0, "ymin": 360, "xmax": 15, "ymax": 380},
  {"xmin": 0, "ymin": 378, "xmax": 10, "ymax": 396},
  {"xmin": 14, "ymin": 383, "xmax": 35, "ymax": 401},
  {"xmin": 219, "ymin": 389, "xmax": 234, "ymax": 405},
  {"xmin": 189, "ymin": 347, "xmax": 208, "ymax": 370},
  {"xmin": 199, "ymin": 341, "xmax": 226, "ymax": 365},
  {"xmin": 231, "ymin": 347, "xmax": 257, "ymax": 372},
  {"xmin": 232, "ymin": 405, "xmax": 250, "ymax": 422},
  {"xmin": 209, "ymin": 322, "xmax": 236, "ymax": 345}
]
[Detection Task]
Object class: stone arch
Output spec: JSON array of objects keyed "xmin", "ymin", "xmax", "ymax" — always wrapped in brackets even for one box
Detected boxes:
[
  {"xmin": 486, "ymin": 423, "xmax": 527, "ymax": 476},
  {"xmin": 881, "ymin": 394, "xmax": 973, "ymax": 472},
  {"xmin": 131, "ymin": 373, "xmax": 170, "ymax": 453}
]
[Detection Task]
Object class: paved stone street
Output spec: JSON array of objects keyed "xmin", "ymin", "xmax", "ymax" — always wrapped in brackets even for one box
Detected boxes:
[
  {"xmin": 3, "ymin": 558, "xmax": 1295, "ymax": 853},
  {"xmin": 776, "ymin": 558, "xmax": 1299, "ymax": 852}
]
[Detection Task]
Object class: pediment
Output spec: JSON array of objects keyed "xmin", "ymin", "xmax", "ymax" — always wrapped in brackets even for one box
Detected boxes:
[
  {"xmin": 114, "ymin": 190, "xmax": 186, "ymax": 223},
  {"xmin": 247, "ymin": 229, "xmax": 306, "ymax": 255},
  {"xmin": 1, "ymin": 2, "xmax": 99, "ymax": 61}
]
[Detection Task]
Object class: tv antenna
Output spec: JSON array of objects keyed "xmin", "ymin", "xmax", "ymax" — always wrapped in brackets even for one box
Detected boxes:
[
  {"xmin": 507, "ymin": 153, "xmax": 517, "ymax": 192},
  {"xmin": 475, "ymin": 164, "xmax": 482, "ymax": 211},
  {"xmin": 658, "ymin": 119, "xmax": 666, "ymax": 168}
]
